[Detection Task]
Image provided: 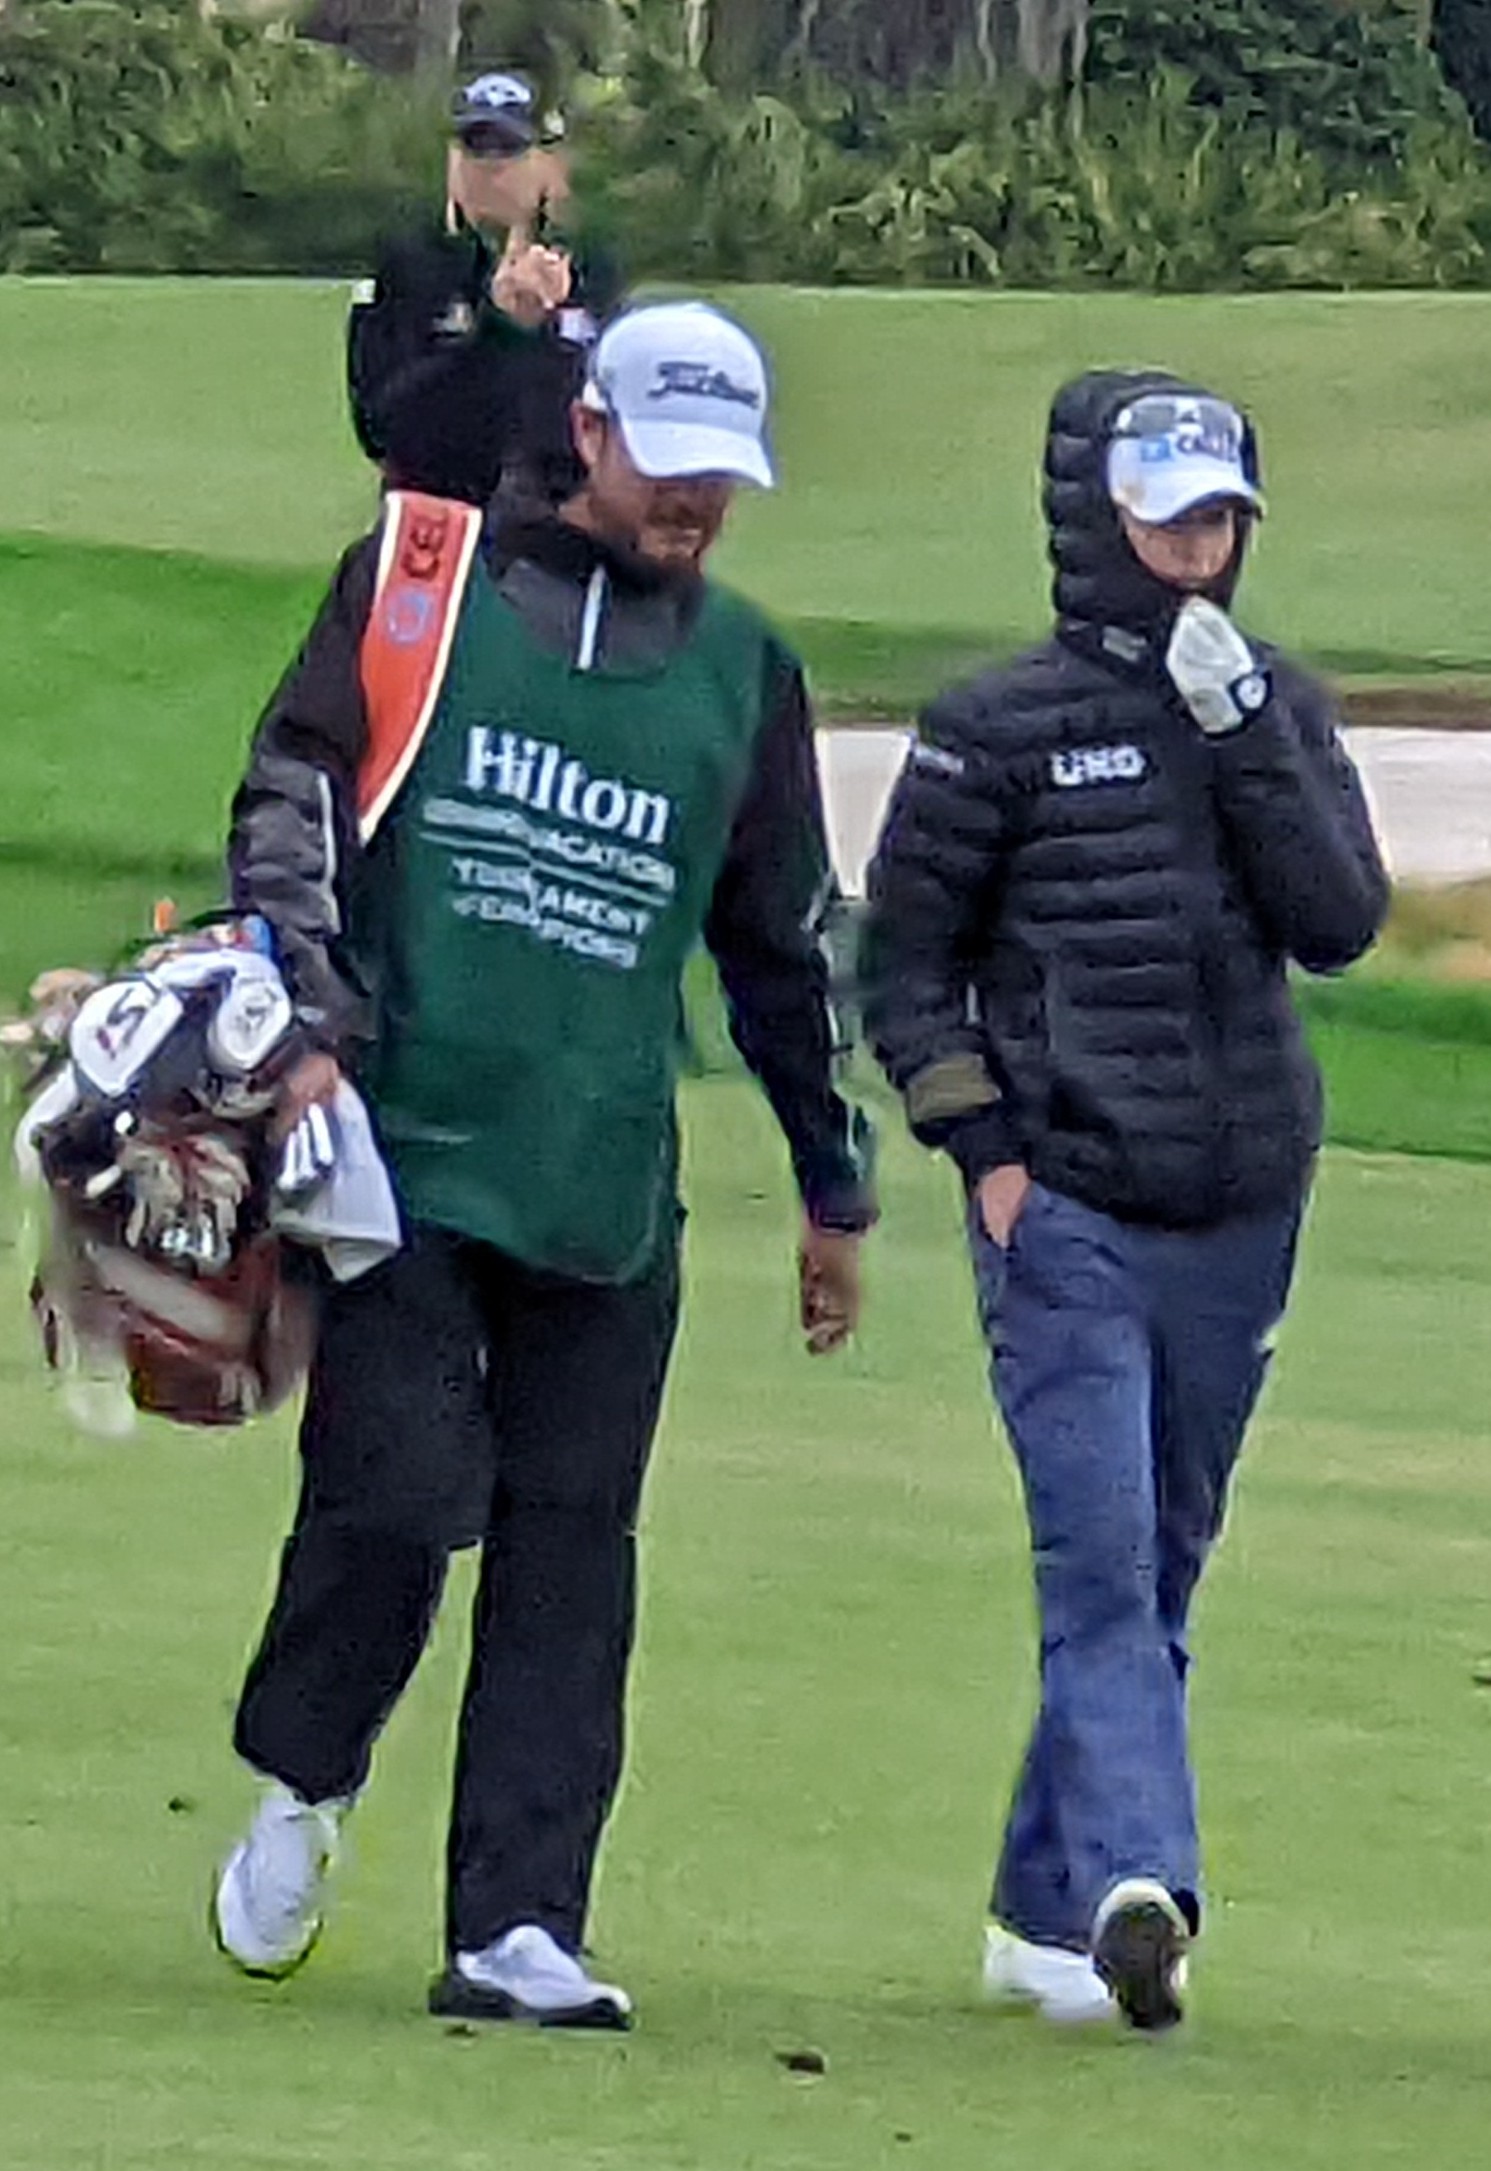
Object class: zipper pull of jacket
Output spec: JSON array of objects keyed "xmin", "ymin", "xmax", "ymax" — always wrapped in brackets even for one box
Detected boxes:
[{"xmin": 576, "ymin": 564, "xmax": 608, "ymax": 673}]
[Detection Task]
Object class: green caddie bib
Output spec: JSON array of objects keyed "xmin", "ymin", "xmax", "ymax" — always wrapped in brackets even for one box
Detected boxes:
[{"xmin": 353, "ymin": 551, "xmax": 773, "ymax": 1282}]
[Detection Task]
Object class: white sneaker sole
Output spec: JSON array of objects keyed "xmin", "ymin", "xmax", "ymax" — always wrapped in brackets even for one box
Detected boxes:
[
  {"xmin": 428, "ymin": 1967, "xmax": 633, "ymax": 2030},
  {"xmin": 987, "ymin": 1991, "xmax": 1116, "ymax": 2027},
  {"xmin": 982, "ymin": 1930, "xmax": 1116, "ymax": 2026}
]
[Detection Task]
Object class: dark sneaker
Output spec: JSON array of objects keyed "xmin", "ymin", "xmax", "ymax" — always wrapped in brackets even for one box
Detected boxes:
[
  {"xmin": 429, "ymin": 1924, "xmax": 633, "ymax": 2031},
  {"xmin": 1092, "ymin": 1878, "xmax": 1190, "ymax": 2033}
]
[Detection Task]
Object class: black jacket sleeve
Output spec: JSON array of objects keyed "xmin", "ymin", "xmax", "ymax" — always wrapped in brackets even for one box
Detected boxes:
[
  {"xmin": 346, "ymin": 226, "xmax": 542, "ymax": 504},
  {"xmin": 227, "ymin": 538, "xmax": 377, "ymax": 1053},
  {"xmin": 861, "ymin": 683, "xmax": 1023, "ymax": 1185},
  {"xmin": 1208, "ymin": 658, "xmax": 1390, "ymax": 974},
  {"xmin": 704, "ymin": 653, "xmax": 876, "ymax": 1232}
]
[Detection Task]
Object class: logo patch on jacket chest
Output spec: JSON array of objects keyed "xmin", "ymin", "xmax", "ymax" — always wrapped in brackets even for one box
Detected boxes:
[{"xmin": 1049, "ymin": 743, "xmax": 1149, "ymax": 789}]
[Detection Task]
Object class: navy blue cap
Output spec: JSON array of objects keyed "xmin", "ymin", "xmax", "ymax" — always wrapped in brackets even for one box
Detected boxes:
[{"xmin": 450, "ymin": 72, "xmax": 562, "ymax": 155}]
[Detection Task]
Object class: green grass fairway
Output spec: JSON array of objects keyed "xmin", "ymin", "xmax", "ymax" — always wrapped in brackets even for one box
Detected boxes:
[
  {"xmin": 0, "ymin": 1091, "xmax": 1488, "ymax": 2170},
  {"xmin": 5, "ymin": 280, "xmax": 1491, "ymax": 685},
  {"xmin": 2, "ymin": 275, "xmax": 1490, "ymax": 2170}
]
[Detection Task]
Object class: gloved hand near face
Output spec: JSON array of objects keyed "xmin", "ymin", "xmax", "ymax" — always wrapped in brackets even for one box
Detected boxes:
[{"xmin": 1166, "ymin": 597, "xmax": 1272, "ymax": 737}]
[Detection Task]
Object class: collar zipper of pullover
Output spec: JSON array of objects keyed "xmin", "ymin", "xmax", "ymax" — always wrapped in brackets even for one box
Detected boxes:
[{"xmin": 576, "ymin": 564, "xmax": 608, "ymax": 673}]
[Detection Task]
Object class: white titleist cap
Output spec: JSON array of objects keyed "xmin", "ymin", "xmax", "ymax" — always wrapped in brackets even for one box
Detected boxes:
[
  {"xmin": 582, "ymin": 302, "xmax": 774, "ymax": 488},
  {"xmin": 1106, "ymin": 392, "xmax": 1263, "ymax": 525}
]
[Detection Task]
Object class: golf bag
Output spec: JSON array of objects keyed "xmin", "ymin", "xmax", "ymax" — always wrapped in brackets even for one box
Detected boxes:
[{"xmin": 14, "ymin": 919, "xmax": 320, "ymax": 1430}]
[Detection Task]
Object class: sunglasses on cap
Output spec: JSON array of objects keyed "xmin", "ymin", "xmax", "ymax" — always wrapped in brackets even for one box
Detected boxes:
[
  {"xmin": 1110, "ymin": 393, "xmax": 1249, "ymax": 465},
  {"xmin": 1107, "ymin": 392, "xmax": 1264, "ymax": 524},
  {"xmin": 452, "ymin": 106, "xmax": 565, "ymax": 162},
  {"xmin": 455, "ymin": 121, "xmax": 532, "ymax": 160}
]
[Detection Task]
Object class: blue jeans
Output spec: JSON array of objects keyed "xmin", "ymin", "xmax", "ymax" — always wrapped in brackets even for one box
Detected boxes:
[{"xmin": 970, "ymin": 1181, "xmax": 1301, "ymax": 1950}]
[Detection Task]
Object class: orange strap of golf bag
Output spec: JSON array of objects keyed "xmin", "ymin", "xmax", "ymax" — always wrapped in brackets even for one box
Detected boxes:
[{"xmin": 357, "ymin": 491, "xmax": 484, "ymax": 843}]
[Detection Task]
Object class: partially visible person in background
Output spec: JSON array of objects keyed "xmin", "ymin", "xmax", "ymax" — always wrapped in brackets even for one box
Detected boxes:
[{"xmin": 347, "ymin": 70, "xmax": 622, "ymax": 514}]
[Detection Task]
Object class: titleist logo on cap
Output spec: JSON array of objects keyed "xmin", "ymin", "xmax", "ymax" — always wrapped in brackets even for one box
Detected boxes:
[{"xmin": 648, "ymin": 361, "xmax": 762, "ymax": 410}]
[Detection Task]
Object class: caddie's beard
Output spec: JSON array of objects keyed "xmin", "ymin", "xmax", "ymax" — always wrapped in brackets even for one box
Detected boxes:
[
  {"xmin": 638, "ymin": 525, "xmax": 705, "ymax": 572},
  {"xmin": 633, "ymin": 489, "xmax": 727, "ymax": 574}
]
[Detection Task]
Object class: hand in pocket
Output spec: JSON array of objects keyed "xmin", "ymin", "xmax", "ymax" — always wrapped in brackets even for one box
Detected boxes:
[{"xmin": 977, "ymin": 1164, "xmax": 1033, "ymax": 1249}]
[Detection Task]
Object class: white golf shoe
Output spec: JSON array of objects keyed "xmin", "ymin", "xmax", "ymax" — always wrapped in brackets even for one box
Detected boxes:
[
  {"xmin": 212, "ymin": 1783, "xmax": 346, "ymax": 1980},
  {"xmin": 1092, "ymin": 1878, "xmax": 1191, "ymax": 2033},
  {"xmin": 982, "ymin": 1923, "xmax": 1116, "ymax": 2025},
  {"xmin": 428, "ymin": 1923, "xmax": 633, "ymax": 2030}
]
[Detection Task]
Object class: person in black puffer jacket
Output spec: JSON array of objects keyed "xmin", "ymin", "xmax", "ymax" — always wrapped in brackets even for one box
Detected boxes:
[{"xmin": 862, "ymin": 369, "xmax": 1388, "ymax": 2034}]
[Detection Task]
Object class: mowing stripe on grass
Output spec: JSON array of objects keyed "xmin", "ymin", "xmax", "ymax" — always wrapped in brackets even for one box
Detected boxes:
[{"xmin": 8, "ymin": 281, "xmax": 1491, "ymax": 677}]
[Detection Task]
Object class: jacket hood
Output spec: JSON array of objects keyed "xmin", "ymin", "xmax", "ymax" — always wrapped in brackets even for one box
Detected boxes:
[{"xmin": 1044, "ymin": 368, "xmax": 1258, "ymax": 667}]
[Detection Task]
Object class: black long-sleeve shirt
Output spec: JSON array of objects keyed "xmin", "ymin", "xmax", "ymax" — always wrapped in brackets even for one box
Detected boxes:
[{"xmin": 346, "ymin": 217, "xmax": 621, "ymax": 508}]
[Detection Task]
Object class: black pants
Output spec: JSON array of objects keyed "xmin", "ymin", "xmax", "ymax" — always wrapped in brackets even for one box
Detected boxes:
[{"xmin": 234, "ymin": 1222, "xmax": 680, "ymax": 1957}]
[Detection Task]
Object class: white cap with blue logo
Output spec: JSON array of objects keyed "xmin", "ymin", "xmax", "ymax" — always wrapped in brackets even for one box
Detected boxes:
[
  {"xmin": 1106, "ymin": 392, "xmax": 1263, "ymax": 525},
  {"xmin": 582, "ymin": 303, "xmax": 774, "ymax": 489}
]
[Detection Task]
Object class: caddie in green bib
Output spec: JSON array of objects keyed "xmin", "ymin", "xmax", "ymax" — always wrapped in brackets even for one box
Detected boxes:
[{"xmin": 215, "ymin": 301, "xmax": 874, "ymax": 2028}]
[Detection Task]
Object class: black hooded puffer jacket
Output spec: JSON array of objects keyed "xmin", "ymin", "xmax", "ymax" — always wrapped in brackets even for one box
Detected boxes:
[{"xmin": 862, "ymin": 369, "xmax": 1389, "ymax": 1229}]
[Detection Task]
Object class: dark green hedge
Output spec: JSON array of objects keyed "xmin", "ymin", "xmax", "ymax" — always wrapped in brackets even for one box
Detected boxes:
[
  {"xmin": 1089, "ymin": 0, "xmax": 1464, "ymax": 168},
  {"xmin": 4, "ymin": 0, "xmax": 1491, "ymax": 288},
  {"xmin": 1433, "ymin": 0, "xmax": 1491, "ymax": 144},
  {"xmin": 0, "ymin": 0, "xmax": 442, "ymax": 274}
]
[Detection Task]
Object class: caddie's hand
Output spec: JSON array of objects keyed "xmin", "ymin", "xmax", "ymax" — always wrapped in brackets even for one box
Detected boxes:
[
  {"xmin": 799, "ymin": 1222, "xmax": 863, "ymax": 1357},
  {"xmin": 273, "ymin": 1050, "xmax": 343, "ymax": 1143},
  {"xmin": 976, "ymin": 1163, "xmax": 1032, "ymax": 1249},
  {"xmin": 1165, "ymin": 596, "xmax": 1272, "ymax": 736},
  {"xmin": 491, "ymin": 233, "xmax": 572, "ymax": 329}
]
